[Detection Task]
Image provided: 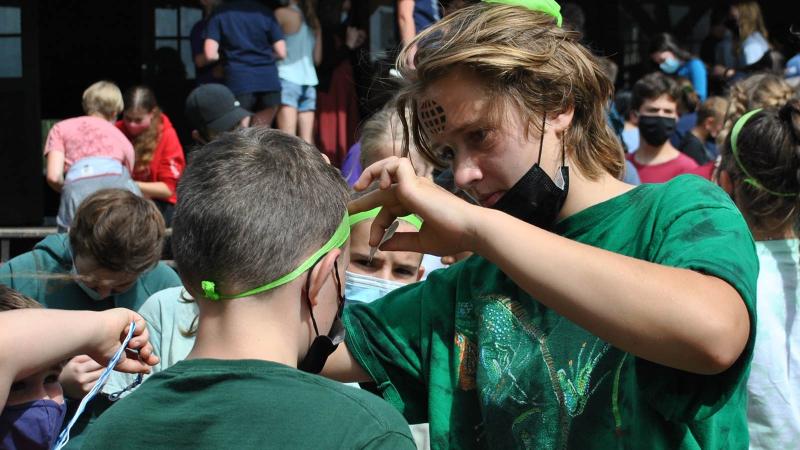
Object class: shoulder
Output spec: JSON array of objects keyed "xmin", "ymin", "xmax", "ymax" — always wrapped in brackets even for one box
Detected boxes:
[
  {"xmin": 299, "ymin": 375, "xmax": 414, "ymax": 438},
  {"xmin": 138, "ymin": 287, "xmax": 190, "ymax": 318},
  {"xmin": 140, "ymin": 263, "xmax": 182, "ymax": 290},
  {"xmin": 656, "ymin": 174, "xmax": 732, "ymax": 208}
]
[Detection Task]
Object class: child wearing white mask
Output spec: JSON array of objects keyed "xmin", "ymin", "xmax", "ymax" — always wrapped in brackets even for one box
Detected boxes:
[{"xmin": 346, "ymin": 207, "xmax": 425, "ymax": 304}]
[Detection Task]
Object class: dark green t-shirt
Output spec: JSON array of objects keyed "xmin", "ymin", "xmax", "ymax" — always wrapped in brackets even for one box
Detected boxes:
[
  {"xmin": 343, "ymin": 175, "xmax": 758, "ymax": 449},
  {"xmin": 82, "ymin": 359, "xmax": 416, "ymax": 450}
]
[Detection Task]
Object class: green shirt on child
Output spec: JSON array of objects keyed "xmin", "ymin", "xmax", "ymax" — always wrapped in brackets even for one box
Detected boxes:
[
  {"xmin": 83, "ymin": 359, "xmax": 416, "ymax": 449},
  {"xmin": 343, "ymin": 175, "xmax": 758, "ymax": 449}
]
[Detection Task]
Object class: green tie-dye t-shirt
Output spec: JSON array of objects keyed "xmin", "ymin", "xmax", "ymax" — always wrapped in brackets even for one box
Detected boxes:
[{"xmin": 343, "ymin": 175, "xmax": 758, "ymax": 450}]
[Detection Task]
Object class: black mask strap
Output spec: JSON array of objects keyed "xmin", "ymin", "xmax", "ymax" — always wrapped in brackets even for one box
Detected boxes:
[
  {"xmin": 536, "ymin": 113, "xmax": 547, "ymax": 165},
  {"xmin": 304, "ymin": 260, "xmax": 322, "ymax": 337}
]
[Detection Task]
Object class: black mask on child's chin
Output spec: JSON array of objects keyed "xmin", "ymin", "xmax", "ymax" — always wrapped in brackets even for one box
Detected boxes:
[
  {"xmin": 298, "ymin": 261, "xmax": 347, "ymax": 374},
  {"xmin": 491, "ymin": 115, "xmax": 569, "ymax": 230}
]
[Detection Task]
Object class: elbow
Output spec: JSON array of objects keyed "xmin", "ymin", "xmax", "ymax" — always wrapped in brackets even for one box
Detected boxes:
[
  {"xmin": 695, "ymin": 316, "xmax": 750, "ymax": 375},
  {"xmin": 46, "ymin": 174, "xmax": 62, "ymax": 192}
]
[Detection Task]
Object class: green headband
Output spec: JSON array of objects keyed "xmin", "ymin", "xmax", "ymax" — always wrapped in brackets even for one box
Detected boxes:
[
  {"xmin": 348, "ymin": 207, "xmax": 423, "ymax": 231},
  {"xmin": 483, "ymin": 0, "xmax": 563, "ymax": 27},
  {"xmin": 201, "ymin": 213, "xmax": 351, "ymax": 301},
  {"xmin": 731, "ymin": 109, "xmax": 797, "ymax": 198}
]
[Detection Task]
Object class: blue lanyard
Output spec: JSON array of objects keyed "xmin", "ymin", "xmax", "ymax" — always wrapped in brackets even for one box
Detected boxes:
[{"xmin": 53, "ymin": 321, "xmax": 142, "ymax": 450}]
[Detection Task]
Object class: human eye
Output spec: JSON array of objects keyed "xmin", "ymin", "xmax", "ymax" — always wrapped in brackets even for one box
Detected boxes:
[
  {"xmin": 353, "ymin": 258, "xmax": 377, "ymax": 270},
  {"xmin": 434, "ymin": 145, "xmax": 455, "ymax": 163},
  {"xmin": 467, "ymin": 128, "xmax": 490, "ymax": 145},
  {"xmin": 44, "ymin": 374, "xmax": 60, "ymax": 384},
  {"xmin": 393, "ymin": 267, "xmax": 416, "ymax": 279}
]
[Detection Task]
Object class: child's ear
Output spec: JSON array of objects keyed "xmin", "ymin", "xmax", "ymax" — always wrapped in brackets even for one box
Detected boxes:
[
  {"xmin": 416, "ymin": 266, "xmax": 426, "ymax": 282},
  {"xmin": 307, "ymin": 249, "xmax": 343, "ymax": 307},
  {"xmin": 630, "ymin": 110, "xmax": 639, "ymax": 126},
  {"xmin": 718, "ymin": 169, "xmax": 735, "ymax": 196}
]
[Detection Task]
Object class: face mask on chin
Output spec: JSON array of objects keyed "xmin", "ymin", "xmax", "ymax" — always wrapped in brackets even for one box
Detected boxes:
[{"xmin": 491, "ymin": 113, "xmax": 569, "ymax": 230}]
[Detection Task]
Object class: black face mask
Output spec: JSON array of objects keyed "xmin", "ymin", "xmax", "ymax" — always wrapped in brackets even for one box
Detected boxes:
[
  {"xmin": 298, "ymin": 261, "xmax": 346, "ymax": 374},
  {"xmin": 492, "ymin": 115, "xmax": 569, "ymax": 230},
  {"xmin": 638, "ymin": 115, "xmax": 676, "ymax": 147}
]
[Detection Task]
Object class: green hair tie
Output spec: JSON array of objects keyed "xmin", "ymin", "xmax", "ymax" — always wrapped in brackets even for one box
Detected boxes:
[
  {"xmin": 731, "ymin": 109, "xmax": 797, "ymax": 198},
  {"xmin": 483, "ymin": 0, "xmax": 563, "ymax": 27},
  {"xmin": 201, "ymin": 212, "xmax": 351, "ymax": 301},
  {"xmin": 348, "ymin": 207, "xmax": 423, "ymax": 231}
]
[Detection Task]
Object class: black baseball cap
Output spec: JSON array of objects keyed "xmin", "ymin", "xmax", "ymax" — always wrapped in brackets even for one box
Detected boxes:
[{"xmin": 185, "ymin": 83, "xmax": 252, "ymax": 135}]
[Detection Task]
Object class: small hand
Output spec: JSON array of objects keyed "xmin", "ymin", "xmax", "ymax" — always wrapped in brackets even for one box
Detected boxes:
[
  {"xmin": 86, "ymin": 308, "xmax": 159, "ymax": 375},
  {"xmin": 58, "ymin": 355, "xmax": 104, "ymax": 399}
]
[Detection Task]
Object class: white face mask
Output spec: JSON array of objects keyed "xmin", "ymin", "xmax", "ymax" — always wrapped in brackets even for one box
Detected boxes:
[{"xmin": 344, "ymin": 271, "xmax": 408, "ymax": 304}]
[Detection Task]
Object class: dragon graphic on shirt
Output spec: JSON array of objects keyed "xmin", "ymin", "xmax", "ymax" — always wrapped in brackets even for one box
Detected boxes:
[{"xmin": 455, "ymin": 295, "xmax": 611, "ymax": 449}]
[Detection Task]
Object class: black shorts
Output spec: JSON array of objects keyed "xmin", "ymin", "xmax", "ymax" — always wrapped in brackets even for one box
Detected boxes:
[{"xmin": 236, "ymin": 91, "xmax": 281, "ymax": 112}]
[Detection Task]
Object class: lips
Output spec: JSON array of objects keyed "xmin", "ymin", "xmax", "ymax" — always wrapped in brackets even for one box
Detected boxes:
[{"xmin": 478, "ymin": 191, "xmax": 505, "ymax": 208}]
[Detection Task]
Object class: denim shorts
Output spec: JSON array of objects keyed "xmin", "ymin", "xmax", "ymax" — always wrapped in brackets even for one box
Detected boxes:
[{"xmin": 280, "ymin": 79, "xmax": 317, "ymax": 112}]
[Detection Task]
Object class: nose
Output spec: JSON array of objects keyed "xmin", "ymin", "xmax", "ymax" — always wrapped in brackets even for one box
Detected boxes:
[
  {"xmin": 452, "ymin": 154, "xmax": 482, "ymax": 191},
  {"xmin": 377, "ymin": 265, "xmax": 394, "ymax": 282}
]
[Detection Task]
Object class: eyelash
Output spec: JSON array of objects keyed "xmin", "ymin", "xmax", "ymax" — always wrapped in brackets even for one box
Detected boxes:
[
  {"xmin": 436, "ymin": 146, "xmax": 455, "ymax": 162},
  {"xmin": 468, "ymin": 128, "xmax": 489, "ymax": 144}
]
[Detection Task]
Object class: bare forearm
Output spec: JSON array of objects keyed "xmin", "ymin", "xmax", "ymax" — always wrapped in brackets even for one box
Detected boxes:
[
  {"xmin": 0, "ymin": 310, "xmax": 106, "ymax": 387},
  {"xmin": 474, "ymin": 208, "xmax": 750, "ymax": 374},
  {"xmin": 397, "ymin": 1, "xmax": 416, "ymax": 46},
  {"xmin": 137, "ymin": 181, "xmax": 172, "ymax": 200},
  {"xmin": 321, "ymin": 343, "xmax": 371, "ymax": 383}
]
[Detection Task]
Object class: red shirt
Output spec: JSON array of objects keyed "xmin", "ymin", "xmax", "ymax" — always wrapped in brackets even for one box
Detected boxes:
[
  {"xmin": 627, "ymin": 151, "xmax": 699, "ymax": 184},
  {"xmin": 688, "ymin": 161, "xmax": 715, "ymax": 180},
  {"xmin": 117, "ymin": 114, "xmax": 185, "ymax": 204}
]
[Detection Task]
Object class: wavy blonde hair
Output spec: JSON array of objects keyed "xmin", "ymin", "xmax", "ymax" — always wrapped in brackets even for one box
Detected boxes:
[
  {"xmin": 718, "ymin": 73, "xmax": 795, "ymax": 146},
  {"xmin": 734, "ymin": 1, "xmax": 768, "ymax": 44},
  {"xmin": 394, "ymin": 2, "xmax": 624, "ymax": 179}
]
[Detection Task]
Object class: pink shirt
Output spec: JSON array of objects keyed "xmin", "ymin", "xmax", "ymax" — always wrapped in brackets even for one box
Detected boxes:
[
  {"xmin": 627, "ymin": 151, "xmax": 699, "ymax": 184},
  {"xmin": 44, "ymin": 116, "xmax": 135, "ymax": 172}
]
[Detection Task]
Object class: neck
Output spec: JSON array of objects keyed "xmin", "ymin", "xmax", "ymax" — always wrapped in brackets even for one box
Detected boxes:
[
  {"xmin": 635, "ymin": 140, "xmax": 678, "ymax": 164},
  {"xmin": 690, "ymin": 127, "xmax": 708, "ymax": 141},
  {"xmin": 558, "ymin": 158, "xmax": 635, "ymax": 221},
  {"xmin": 187, "ymin": 293, "xmax": 304, "ymax": 367},
  {"xmin": 751, "ymin": 225, "xmax": 797, "ymax": 242},
  {"xmin": 88, "ymin": 112, "xmax": 114, "ymax": 123}
]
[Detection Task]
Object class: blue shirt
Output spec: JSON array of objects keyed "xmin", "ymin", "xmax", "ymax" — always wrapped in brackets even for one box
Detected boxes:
[
  {"xmin": 413, "ymin": 0, "xmax": 441, "ymax": 33},
  {"xmin": 206, "ymin": 0, "xmax": 285, "ymax": 95},
  {"xmin": 676, "ymin": 58, "xmax": 707, "ymax": 101}
]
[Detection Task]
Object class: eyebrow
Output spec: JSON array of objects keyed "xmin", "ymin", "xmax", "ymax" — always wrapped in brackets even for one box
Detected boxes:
[{"xmin": 429, "ymin": 118, "xmax": 490, "ymax": 146}]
